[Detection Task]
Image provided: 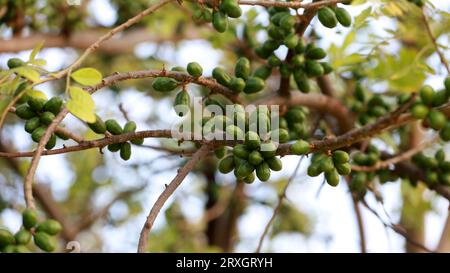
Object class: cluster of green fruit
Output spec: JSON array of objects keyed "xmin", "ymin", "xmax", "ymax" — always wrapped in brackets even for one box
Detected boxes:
[
  {"xmin": 412, "ymin": 150, "xmax": 450, "ymax": 187},
  {"xmin": 0, "ymin": 209, "xmax": 62, "ymax": 253},
  {"xmin": 411, "ymin": 80, "xmax": 450, "ymax": 138},
  {"xmin": 317, "ymin": 4, "xmax": 352, "ymax": 29},
  {"xmin": 350, "ymin": 84, "xmax": 391, "ymax": 125},
  {"xmin": 307, "ymin": 150, "xmax": 351, "ymax": 187},
  {"xmin": 347, "ymin": 145, "xmax": 381, "ymax": 194},
  {"xmin": 406, "ymin": 0, "xmax": 425, "ymax": 7},
  {"xmin": 191, "ymin": 0, "xmax": 242, "ymax": 33},
  {"xmin": 15, "ymin": 96, "xmax": 65, "ymax": 149},
  {"xmin": 279, "ymin": 106, "xmax": 310, "ymax": 140},
  {"xmin": 91, "ymin": 119, "xmax": 144, "ymax": 161}
]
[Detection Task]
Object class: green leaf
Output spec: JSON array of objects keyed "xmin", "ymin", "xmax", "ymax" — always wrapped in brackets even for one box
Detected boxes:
[
  {"xmin": 29, "ymin": 59, "xmax": 47, "ymax": 67},
  {"xmin": 29, "ymin": 41, "xmax": 44, "ymax": 61},
  {"xmin": 14, "ymin": 67, "xmax": 40, "ymax": 83},
  {"xmin": 26, "ymin": 89, "xmax": 48, "ymax": 100},
  {"xmin": 67, "ymin": 86, "xmax": 96, "ymax": 123},
  {"xmin": 71, "ymin": 68, "xmax": 103, "ymax": 86}
]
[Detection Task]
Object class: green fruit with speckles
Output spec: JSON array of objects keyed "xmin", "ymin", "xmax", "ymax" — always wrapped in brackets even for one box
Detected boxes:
[
  {"xmin": 25, "ymin": 117, "xmax": 41, "ymax": 133},
  {"xmin": 432, "ymin": 90, "xmax": 448, "ymax": 107},
  {"xmin": 45, "ymin": 134, "xmax": 57, "ymax": 150},
  {"xmin": 187, "ymin": 62, "xmax": 203, "ymax": 77},
  {"xmin": 31, "ymin": 126, "xmax": 46, "ymax": 143},
  {"xmin": 213, "ymin": 67, "xmax": 231, "ymax": 86},
  {"xmin": 36, "ymin": 219, "xmax": 62, "ymax": 235},
  {"xmin": 307, "ymin": 163, "xmax": 321, "ymax": 177},
  {"xmin": 325, "ymin": 169, "xmax": 340, "ymax": 187},
  {"xmin": 0, "ymin": 229, "xmax": 15, "ymax": 249},
  {"xmin": 284, "ymin": 34, "xmax": 299, "ymax": 49},
  {"xmin": 235, "ymin": 57, "xmax": 251, "ymax": 80},
  {"xmin": 440, "ymin": 122, "xmax": 450, "ymax": 141},
  {"xmin": 248, "ymin": 151, "xmax": 264, "ymax": 166},
  {"xmin": 220, "ymin": 0, "xmax": 242, "ymax": 18},
  {"xmin": 332, "ymin": 150, "xmax": 349, "ymax": 165},
  {"xmin": 215, "ymin": 146, "xmax": 226, "ymax": 159},
  {"xmin": 40, "ymin": 111, "xmax": 55, "ymax": 126},
  {"xmin": 253, "ymin": 65, "xmax": 272, "ymax": 80},
  {"xmin": 235, "ymin": 161, "xmax": 255, "ymax": 179},
  {"xmin": 243, "ymin": 173, "xmax": 256, "ymax": 184},
  {"xmin": 120, "ymin": 142, "xmax": 132, "ymax": 160},
  {"xmin": 291, "ymin": 140, "xmax": 310, "ymax": 155},
  {"xmin": 321, "ymin": 62, "xmax": 333, "ymax": 74},
  {"xmin": 28, "ymin": 97, "xmax": 46, "ymax": 112},
  {"xmin": 14, "ymin": 229, "xmax": 31, "ymax": 245},
  {"xmin": 319, "ymin": 157, "xmax": 334, "ymax": 173},
  {"xmin": 305, "ymin": 47, "xmax": 327, "ymax": 60},
  {"xmin": 427, "ymin": 110, "xmax": 446, "ymax": 130},
  {"xmin": 219, "ymin": 155, "xmax": 235, "ymax": 174},
  {"xmin": 256, "ymin": 162, "xmax": 271, "ymax": 182},
  {"xmin": 293, "ymin": 70, "xmax": 310, "ymax": 93},
  {"xmin": 88, "ymin": 115, "xmax": 107, "ymax": 134},
  {"xmin": 318, "ymin": 7, "xmax": 338, "ymax": 28},
  {"xmin": 15, "ymin": 104, "xmax": 36, "ymax": 120},
  {"xmin": 335, "ymin": 7, "xmax": 352, "ymax": 27},
  {"xmin": 305, "ymin": 60, "xmax": 324, "ymax": 77},
  {"xmin": 233, "ymin": 144, "xmax": 250, "ymax": 159},
  {"xmin": 260, "ymin": 142, "xmax": 278, "ymax": 158},
  {"xmin": 152, "ymin": 77, "xmax": 179, "ymax": 92},
  {"xmin": 8, "ymin": 58, "xmax": 25, "ymax": 69},
  {"xmin": 212, "ymin": 11, "xmax": 228, "ymax": 33},
  {"xmin": 270, "ymin": 128, "xmax": 289, "ymax": 143},
  {"xmin": 43, "ymin": 97, "xmax": 63, "ymax": 115},
  {"xmin": 229, "ymin": 77, "xmax": 246, "ymax": 93},
  {"xmin": 123, "ymin": 121, "xmax": 136, "ymax": 133},
  {"xmin": 244, "ymin": 77, "xmax": 265, "ymax": 94},
  {"xmin": 22, "ymin": 209, "xmax": 38, "ymax": 230},
  {"xmin": 245, "ymin": 131, "xmax": 261, "ymax": 150},
  {"xmin": 420, "ymin": 85, "xmax": 435, "ymax": 106},
  {"xmin": 108, "ymin": 143, "xmax": 122, "ymax": 152},
  {"xmin": 174, "ymin": 91, "xmax": 191, "ymax": 116},
  {"xmin": 266, "ymin": 156, "xmax": 282, "ymax": 171},
  {"xmin": 350, "ymin": 172, "xmax": 366, "ymax": 192},
  {"xmin": 411, "ymin": 104, "xmax": 429, "ymax": 119},
  {"xmin": 105, "ymin": 119, "xmax": 123, "ymax": 135},
  {"xmin": 34, "ymin": 232, "xmax": 56, "ymax": 252},
  {"xmin": 336, "ymin": 163, "xmax": 351, "ymax": 175}
]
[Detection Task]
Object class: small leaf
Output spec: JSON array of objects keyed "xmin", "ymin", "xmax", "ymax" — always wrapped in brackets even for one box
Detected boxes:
[
  {"xmin": 29, "ymin": 41, "xmax": 45, "ymax": 61},
  {"xmin": 29, "ymin": 59, "xmax": 47, "ymax": 67},
  {"xmin": 67, "ymin": 86, "xmax": 96, "ymax": 123},
  {"xmin": 14, "ymin": 67, "xmax": 40, "ymax": 83},
  {"xmin": 26, "ymin": 90, "xmax": 48, "ymax": 100},
  {"xmin": 71, "ymin": 68, "xmax": 103, "ymax": 86}
]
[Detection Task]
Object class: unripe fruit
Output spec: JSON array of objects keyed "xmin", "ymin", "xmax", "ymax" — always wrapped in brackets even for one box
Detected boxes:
[
  {"xmin": 213, "ymin": 67, "xmax": 232, "ymax": 86},
  {"xmin": 212, "ymin": 11, "xmax": 228, "ymax": 33},
  {"xmin": 219, "ymin": 155, "xmax": 235, "ymax": 174},
  {"xmin": 31, "ymin": 126, "xmax": 46, "ymax": 143},
  {"xmin": 440, "ymin": 172, "xmax": 450, "ymax": 186},
  {"xmin": 28, "ymin": 97, "xmax": 46, "ymax": 113},
  {"xmin": 226, "ymin": 124, "xmax": 244, "ymax": 139},
  {"xmin": 435, "ymin": 149, "xmax": 445, "ymax": 162},
  {"xmin": 305, "ymin": 47, "xmax": 327, "ymax": 60},
  {"xmin": 307, "ymin": 163, "xmax": 321, "ymax": 177},
  {"xmin": 425, "ymin": 170, "xmax": 439, "ymax": 185},
  {"xmin": 88, "ymin": 115, "xmax": 107, "ymax": 134},
  {"xmin": 120, "ymin": 142, "xmax": 132, "ymax": 161},
  {"xmin": 8, "ymin": 58, "xmax": 25, "ymax": 69},
  {"xmin": 15, "ymin": 104, "xmax": 36, "ymax": 120},
  {"xmin": 233, "ymin": 144, "xmax": 250, "ymax": 159},
  {"xmin": 319, "ymin": 157, "xmax": 334, "ymax": 173},
  {"xmin": 267, "ymin": 55, "xmax": 282, "ymax": 67},
  {"xmin": 440, "ymin": 122, "xmax": 450, "ymax": 141},
  {"xmin": 0, "ymin": 229, "xmax": 15, "ymax": 249},
  {"xmin": 244, "ymin": 77, "xmax": 265, "ymax": 93},
  {"xmin": 243, "ymin": 173, "xmax": 256, "ymax": 184},
  {"xmin": 266, "ymin": 156, "xmax": 282, "ymax": 171},
  {"xmin": 332, "ymin": 150, "xmax": 349, "ymax": 165},
  {"xmin": 248, "ymin": 151, "xmax": 264, "ymax": 166},
  {"xmin": 432, "ymin": 90, "xmax": 448, "ymax": 107},
  {"xmin": 445, "ymin": 77, "xmax": 450, "ymax": 93},
  {"xmin": 295, "ymin": 39, "xmax": 306, "ymax": 54},
  {"xmin": 235, "ymin": 57, "xmax": 251, "ymax": 80},
  {"xmin": 336, "ymin": 163, "xmax": 351, "ymax": 175},
  {"xmin": 220, "ymin": 0, "xmax": 242, "ymax": 18},
  {"xmin": 284, "ymin": 34, "xmax": 299, "ymax": 49},
  {"xmin": 108, "ymin": 143, "xmax": 122, "ymax": 152},
  {"xmin": 279, "ymin": 14, "xmax": 295, "ymax": 32},
  {"xmin": 291, "ymin": 140, "xmax": 310, "ymax": 155},
  {"xmin": 45, "ymin": 134, "xmax": 57, "ymax": 150},
  {"xmin": 270, "ymin": 12, "xmax": 289, "ymax": 26},
  {"xmin": 105, "ymin": 119, "xmax": 123, "ymax": 135},
  {"xmin": 215, "ymin": 146, "xmax": 227, "ymax": 159},
  {"xmin": 22, "ymin": 208, "xmax": 38, "ymax": 230},
  {"xmin": 318, "ymin": 7, "xmax": 338, "ymax": 28},
  {"xmin": 174, "ymin": 91, "xmax": 191, "ymax": 116},
  {"xmin": 40, "ymin": 111, "xmax": 55, "ymax": 126},
  {"xmin": 350, "ymin": 172, "xmax": 367, "ymax": 192},
  {"xmin": 14, "ymin": 229, "xmax": 31, "ymax": 245},
  {"xmin": 262, "ymin": 39, "xmax": 280, "ymax": 53},
  {"xmin": 25, "ymin": 116, "xmax": 41, "ymax": 133},
  {"xmin": 123, "ymin": 121, "xmax": 137, "ymax": 134},
  {"xmin": 320, "ymin": 62, "xmax": 333, "ymax": 74},
  {"xmin": 354, "ymin": 83, "xmax": 366, "ymax": 102},
  {"xmin": 229, "ymin": 77, "xmax": 246, "ymax": 93},
  {"xmin": 325, "ymin": 169, "xmax": 340, "ymax": 187},
  {"xmin": 36, "ymin": 219, "xmax": 62, "ymax": 236},
  {"xmin": 335, "ymin": 7, "xmax": 352, "ymax": 27},
  {"xmin": 171, "ymin": 66, "xmax": 186, "ymax": 72},
  {"xmin": 268, "ymin": 25, "xmax": 285, "ymax": 40},
  {"xmin": 260, "ymin": 141, "xmax": 278, "ymax": 158},
  {"xmin": 293, "ymin": 70, "xmax": 310, "ymax": 93},
  {"xmin": 187, "ymin": 62, "xmax": 203, "ymax": 77},
  {"xmin": 235, "ymin": 161, "xmax": 255, "ymax": 179},
  {"xmin": 245, "ymin": 131, "xmax": 261, "ymax": 150},
  {"xmin": 305, "ymin": 60, "xmax": 325, "ymax": 77},
  {"xmin": 256, "ymin": 162, "xmax": 271, "ymax": 181},
  {"xmin": 43, "ymin": 97, "xmax": 63, "ymax": 115},
  {"xmin": 353, "ymin": 152, "xmax": 368, "ymax": 165},
  {"xmin": 411, "ymin": 104, "xmax": 429, "ymax": 119},
  {"xmin": 152, "ymin": 77, "xmax": 179, "ymax": 92},
  {"xmin": 427, "ymin": 110, "xmax": 446, "ymax": 130},
  {"xmin": 34, "ymin": 232, "xmax": 56, "ymax": 252},
  {"xmin": 253, "ymin": 65, "xmax": 272, "ymax": 80},
  {"xmin": 420, "ymin": 85, "xmax": 435, "ymax": 106},
  {"xmin": 14, "ymin": 245, "xmax": 30, "ymax": 253}
]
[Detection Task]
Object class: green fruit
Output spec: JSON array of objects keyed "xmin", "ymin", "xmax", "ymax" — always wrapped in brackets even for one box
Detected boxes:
[
  {"xmin": 293, "ymin": 70, "xmax": 310, "ymax": 93},
  {"xmin": 439, "ymin": 172, "xmax": 450, "ymax": 186},
  {"xmin": 213, "ymin": 67, "xmax": 231, "ymax": 86},
  {"xmin": 87, "ymin": 115, "xmax": 107, "ymax": 134},
  {"xmin": 432, "ymin": 90, "xmax": 448, "ymax": 107},
  {"xmin": 14, "ymin": 82, "xmax": 31, "ymax": 104},
  {"xmin": 170, "ymin": 66, "xmax": 186, "ymax": 72},
  {"xmin": 43, "ymin": 97, "xmax": 63, "ymax": 115},
  {"xmin": 243, "ymin": 173, "xmax": 256, "ymax": 184},
  {"xmin": 220, "ymin": 0, "xmax": 242, "ymax": 18},
  {"xmin": 270, "ymin": 128, "xmax": 289, "ymax": 143},
  {"xmin": 233, "ymin": 144, "xmax": 250, "ymax": 159},
  {"xmin": 55, "ymin": 131, "xmax": 69, "ymax": 140},
  {"xmin": 0, "ymin": 229, "xmax": 15, "ymax": 249},
  {"xmin": 229, "ymin": 77, "xmax": 246, "ymax": 93},
  {"xmin": 353, "ymin": 152, "xmax": 368, "ymax": 165},
  {"xmin": 123, "ymin": 121, "xmax": 137, "ymax": 133},
  {"xmin": 424, "ymin": 157, "xmax": 438, "ymax": 169},
  {"xmin": 335, "ymin": 7, "xmax": 352, "ymax": 27},
  {"xmin": 440, "ymin": 122, "xmax": 450, "ymax": 141},
  {"xmin": 262, "ymin": 39, "xmax": 280, "ymax": 53},
  {"xmin": 320, "ymin": 62, "xmax": 333, "ymax": 74},
  {"xmin": 212, "ymin": 11, "xmax": 228, "ymax": 33},
  {"xmin": 40, "ymin": 111, "xmax": 55, "ymax": 126},
  {"xmin": 253, "ymin": 65, "xmax": 272, "ymax": 80},
  {"xmin": 260, "ymin": 141, "xmax": 278, "ymax": 158},
  {"xmin": 45, "ymin": 134, "xmax": 57, "ymax": 150},
  {"xmin": 336, "ymin": 163, "xmax": 351, "ymax": 175},
  {"xmin": 445, "ymin": 77, "xmax": 450, "ymax": 93},
  {"xmin": 245, "ymin": 131, "xmax": 261, "ymax": 150},
  {"xmin": 256, "ymin": 162, "xmax": 271, "ymax": 182},
  {"xmin": 186, "ymin": 62, "xmax": 203, "ymax": 77},
  {"xmin": 291, "ymin": 54, "xmax": 304, "ymax": 67},
  {"xmin": 226, "ymin": 124, "xmax": 244, "ymax": 140},
  {"xmin": 244, "ymin": 77, "xmax": 265, "ymax": 93},
  {"xmin": 279, "ymin": 14, "xmax": 295, "ymax": 32},
  {"xmin": 369, "ymin": 105, "xmax": 386, "ymax": 117},
  {"xmin": 319, "ymin": 157, "xmax": 334, "ymax": 173},
  {"xmin": 174, "ymin": 91, "xmax": 191, "ymax": 116},
  {"xmin": 291, "ymin": 140, "xmax": 310, "ymax": 155},
  {"xmin": 267, "ymin": 55, "xmax": 282, "ymax": 67},
  {"xmin": 219, "ymin": 155, "xmax": 235, "ymax": 174},
  {"xmin": 7, "ymin": 58, "xmax": 25, "ymax": 69},
  {"xmin": 427, "ymin": 110, "xmax": 446, "ymax": 130},
  {"xmin": 307, "ymin": 163, "xmax": 322, "ymax": 177},
  {"xmin": 279, "ymin": 62, "xmax": 291, "ymax": 78},
  {"xmin": 31, "ymin": 126, "xmax": 46, "ymax": 143},
  {"xmin": 305, "ymin": 47, "xmax": 327, "ymax": 60},
  {"xmin": 27, "ymin": 97, "xmax": 46, "ymax": 112},
  {"xmin": 266, "ymin": 156, "xmax": 282, "ymax": 171},
  {"xmin": 425, "ymin": 170, "xmax": 439, "ymax": 185},
  {"xmin": 36, "ymin": 219, "xmax": 62, "ymax": 236},
  {"xmin": 14, "ymin": 229, "xmax": 31, "ymax": 245},
  {"xmin": 350, "ymin": 172, "xmax": 366, "ymax": 192},
  {"xmin": 365, "ymin": 153, "xmax": 379, "ymax": 166},
  {"xmin": 235, "ymin": 161, "xmax": 255, "ymax": 179},
  {"xmin": 439, "ymin": 161, "xmax": 450, "ymax": 172},
  {"xmin": 325, "ymin": 169, "xmax": 340, "ymax": 187},
  {"xmin": 25, "ymin": 116, "xmax": 41, "ymax": 133},
  {"xmin": 354, "ymin": 83, "xmax": 366, "ymax": 102},
  {"xmin": 120, "ymin": 142, "xmax": 132, "ymax": 160},
  {"xmin": 214, "ymin": 146, "xmax": 227, "ymax": 159},
  {"xmin": 235, "ymin": 57, "xmax": 251, "ymax": 79},
  {"xmin": 411, "ymin": 104, "xmax": 429, "ymax": 119},
  {"xmin": 318, "ymin": 7, "xmax": 338, "ymax": 28},
  {"xmin": 420, "ymin": 85, "xmax": 435, "ymax": 106},
  {"xmin": 305, "ymin": 60, "xmax": 325, "ymax": 77},
  {"xmin": 105, "ymin": 119, "xmax": 123, "ymax": 135},
  {"xmin": 248, "ymin": 151, "xmax": 264, "ymax": 166},
  {"xmin": 33, "ymin": 232, "xmax": 56, "ymax": 252},
  {"xmin": 130, "ymin": 137, "xmax": 143, "ymax": 145},
  {"xmin": 332, "ymin": 150, "xmax": 349, "ymax": 164},
  {"xmin": 152, "ymin": 77, "xmax": 179, "ymax": 92},
  {"xmin": 108, "ymin": 143, "xmax": 122, "ymax": 152},
  {"xmin": 270, "ymin": 11, "xmax": 289, "ymax": 25},
  {"xmin": 268, "ymin": 25, "xmax": 285, "ymax": 40},
  {"xmin": 284, "ymin": 34, "xmax": 299, "ymax": 49},
  {"xmin": 22, "ymin": 208, "xmax": 38, "ymax": 230},
  {"xmin": 295, "ymin": 39, "xmax": 306, "ymax": 54}
]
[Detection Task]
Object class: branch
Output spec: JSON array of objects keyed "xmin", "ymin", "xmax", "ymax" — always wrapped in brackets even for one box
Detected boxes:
[
  {"xmin": 137, "ymin": 144, "xmax": 210, "ymax": 252},
  {"xmin": 238, "ymin": 0, "xmax": 345, "ymax": 9}
]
